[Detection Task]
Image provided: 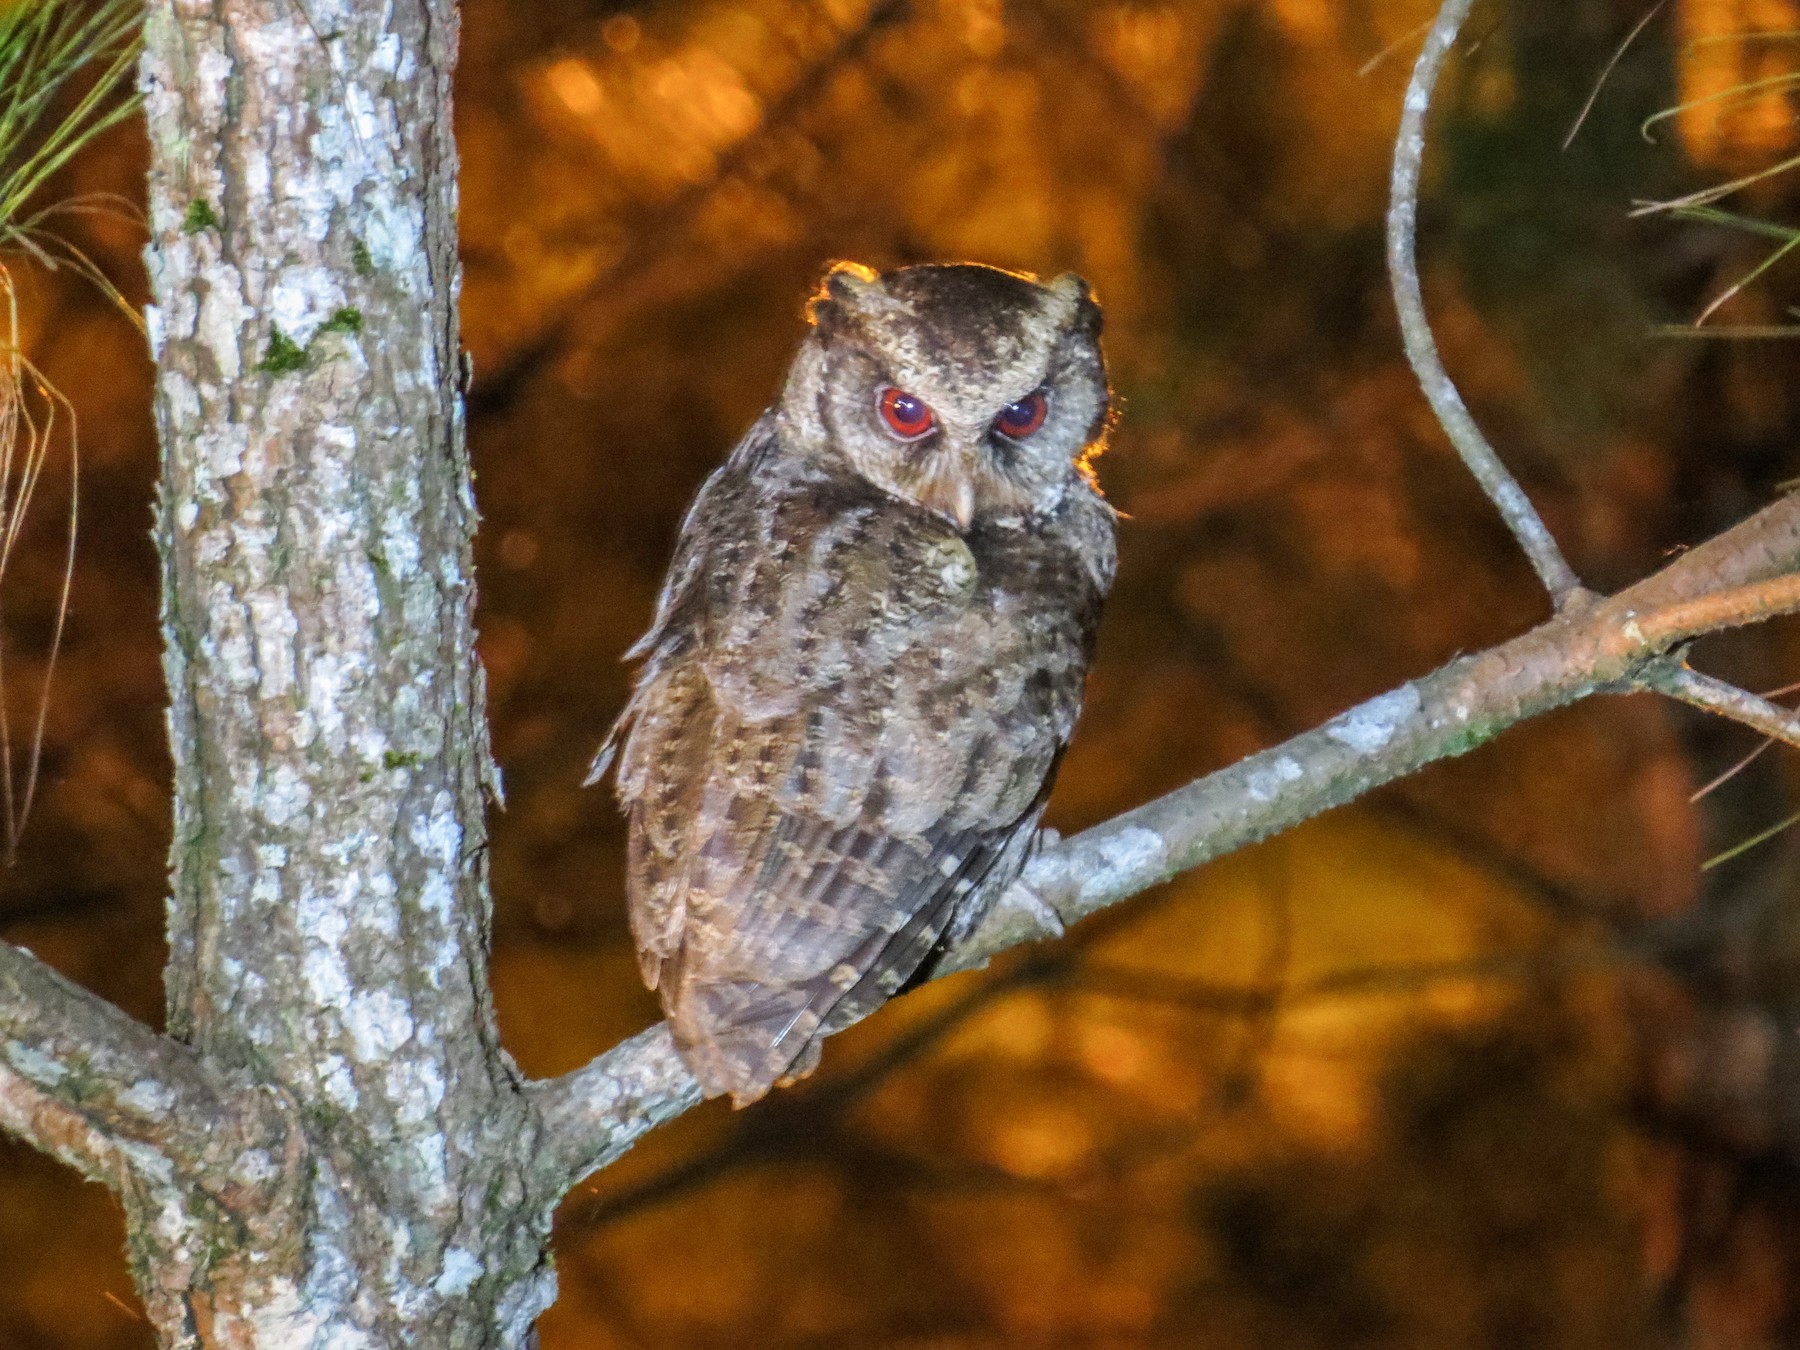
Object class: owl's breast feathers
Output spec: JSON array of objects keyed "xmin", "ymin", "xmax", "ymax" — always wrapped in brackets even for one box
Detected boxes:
[{"xmin": 603, "ymin": 418, "xmax": 1115, "ymax": 1103}]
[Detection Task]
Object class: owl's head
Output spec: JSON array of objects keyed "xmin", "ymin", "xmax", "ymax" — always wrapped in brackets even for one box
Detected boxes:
[{"xmin": 778, "ymin": 261, "xmax": 1110, "ymax": 530}]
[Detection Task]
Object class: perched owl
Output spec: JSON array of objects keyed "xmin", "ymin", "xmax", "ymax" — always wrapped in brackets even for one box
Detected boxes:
[{"xmin": 590, "ymin": 261, "xmax": 1116, "ymax": 1105}]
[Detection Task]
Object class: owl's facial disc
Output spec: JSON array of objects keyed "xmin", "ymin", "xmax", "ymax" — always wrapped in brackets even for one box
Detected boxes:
[
  {"xmin": 916, "ymin": 390, "xmax": 1053, "ymax": 529},
  {"xmin": 789, "ymin": 262, "xmax": 1110, "ymax": 529},
  {"xmin": 875, "ymin": 387, "xmax": 977, "ymax": 527}
]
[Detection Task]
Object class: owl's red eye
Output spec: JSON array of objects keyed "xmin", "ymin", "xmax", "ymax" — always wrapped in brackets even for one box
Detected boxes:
[
  {"xmin": 877, "ymin": 386, "xmax": 936, "ymax": 440},
  {"xmin": 995, "ymin": 391, "xmax": 1048, "ymax": 439}
]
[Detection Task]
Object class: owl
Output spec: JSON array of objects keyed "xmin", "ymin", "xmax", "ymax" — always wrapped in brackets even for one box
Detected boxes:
[{"xmin": 590, "ymin": 261, "xmax": 1117, "ymax": 1105}]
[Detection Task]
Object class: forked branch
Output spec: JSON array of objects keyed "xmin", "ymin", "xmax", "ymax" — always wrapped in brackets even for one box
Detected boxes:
[{"xmin": 0, "ymin": 939, "xmax": 267, "ymax": 1189}]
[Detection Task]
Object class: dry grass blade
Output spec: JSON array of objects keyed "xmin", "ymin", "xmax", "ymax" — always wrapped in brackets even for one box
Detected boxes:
[
  {"xmin": 1690, "ymin": 737, "xmax": 1774, "ymax": 802},
  {"xmin": 1565, "ymin": 0, "xmax": 1666, "ymax": 151},
  {"xmin": 1651, "ymin": 324, "xmax": 1800, "ymax": 337},
  {"xmin": 1358, "ymin": 17, "xmax": 1432, "ymax": 79},
  {"xmin": 0, "ymin": 274, "xmax": 78, "ymax": 861},
  {"xmin": 1631, "ymin": 150, "xmax": 1800, "ymax": 217}
]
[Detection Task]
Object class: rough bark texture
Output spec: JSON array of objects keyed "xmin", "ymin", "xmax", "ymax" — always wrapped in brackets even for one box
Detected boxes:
[{"xmin": 137, "ymin": 0, "xmax": 553, "ymax": 1342}]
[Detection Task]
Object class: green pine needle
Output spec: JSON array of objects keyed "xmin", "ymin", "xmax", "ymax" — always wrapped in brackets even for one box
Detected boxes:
[
  {"xmin": 1701, "ymin": 809, "xmax": 1800, "ymax": 870},
  {"xmin": 0, "ymin": 0, "xmax": 142, "ymax": 231},
  {"xmin": 0, "ymin": 0, "xmax": 143, "ymax": 326}
]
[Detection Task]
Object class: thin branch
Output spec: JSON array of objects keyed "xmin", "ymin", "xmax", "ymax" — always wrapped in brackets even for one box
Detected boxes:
[
  {"xmin": 1641, "ymin": 663, "xmax": 1800, "ymax": 750},
  {"xmin": 528, "ymin": 490, "xmax": 1800, "ymax": 1198},
  {"xmin": 1632, "ymin": 569, "xmax": 1800, "ymax": 647},
  {"xmin": 0, "ymin": 939, "xmax": 270, "ymax": 1189},
  {"xmin": 529, "ymin": 1024, "xmax": 704, "ymax": 1189},
  {"xmin": 1387, "ymin": 0, "xmax": 1584, "ymax": 604},
  {"xmin": 1682, "ymin": 676, "xmax": 1800, "ymax": 800}
]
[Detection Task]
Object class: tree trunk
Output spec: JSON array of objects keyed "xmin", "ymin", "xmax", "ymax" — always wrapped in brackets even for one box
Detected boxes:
[{"xmin": 137, "ymin": 0, "xmax": 554, "ymax": 1341}]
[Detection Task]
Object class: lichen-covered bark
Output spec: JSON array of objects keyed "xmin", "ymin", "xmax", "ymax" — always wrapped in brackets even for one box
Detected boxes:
[{"xmin": 138, "ymin": 0, "xmax": 552, "ymax": 1342}]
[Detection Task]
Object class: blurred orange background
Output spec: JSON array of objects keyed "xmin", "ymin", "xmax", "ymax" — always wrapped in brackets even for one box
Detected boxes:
[{"xmin": 8, "ymin": 0, "xmax": 1800, "ymax": 1345}]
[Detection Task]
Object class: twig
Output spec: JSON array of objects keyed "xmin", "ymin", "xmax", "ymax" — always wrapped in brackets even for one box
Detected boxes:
[
  {"xmin": 1642, "ymin": 662, "xmax": 1800, "ymax": 749},
  {"xmin": 529, "ymin": 1024, "xmax": 704, "ymax": 1190},
  {"xmin": 1687, "ymin": 677, "xmax": 1800, "ymax": 800},
  {"xmin": 1631, "ymin": 569, "xmax": 1800, "ymax": 647},
  {"xmin": 1387, "ymin": 0, "xmax": 1585, "ymax": 604}
]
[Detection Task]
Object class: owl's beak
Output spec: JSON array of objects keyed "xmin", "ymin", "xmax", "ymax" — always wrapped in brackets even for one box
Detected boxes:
[
  {"xmin": 916, "ymin": 442, "xmax": 979, "ymax": 531},
  {"xmin": 918, "ymin": 473, "xmax": 976, "ymax": 532}
]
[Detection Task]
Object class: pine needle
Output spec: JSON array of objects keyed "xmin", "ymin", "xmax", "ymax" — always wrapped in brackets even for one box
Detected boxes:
[
  {"xmin": 0, "ymin": 0, "xmax": 142, "ymax": 855},
  {"xmin": 1638, "ymin": 69, "xmax": 1800, "ymax": 146},
  {"xmin": 1702, "ymin": 809, "xmax": 1800, "ymax": 870},
  {"xmin": 1565, "ymin": 0, "xmax": 1666, "ymax": 151}
]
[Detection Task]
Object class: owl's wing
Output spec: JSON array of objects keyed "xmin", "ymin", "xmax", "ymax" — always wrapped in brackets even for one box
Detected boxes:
[
  {"xmin": 633, "ymin": 672, "xmax": 1057, "ymax": 1106},
  {"xmin": 608, "ymin": 449, "xmax": 1106, "ymax": 1105},
  {"xmin": 585, "ymin": 415, "xmax": 780, "ymax": 789}
]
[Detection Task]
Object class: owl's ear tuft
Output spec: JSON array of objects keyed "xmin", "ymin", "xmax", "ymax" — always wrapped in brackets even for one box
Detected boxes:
[
  {"xmin": 1046, "ymin": 273, "xmax": 1102, "ymax": 339},
  {"xmin": 824, "ymin": 260, "xmax": 880, "ymax": 299},
  {"xmin": 809, "ymin": 261, "xmax": 881, "ymax": 324},
  {"xmin": 810, "ymin": 261, "xmax": 906, "ymax": 331}
]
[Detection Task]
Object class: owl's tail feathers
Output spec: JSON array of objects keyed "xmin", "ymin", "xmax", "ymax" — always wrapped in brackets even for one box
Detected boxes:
[{"xmin": 664, "ymin": 977, "xmax": 828, "ymax": 1107}]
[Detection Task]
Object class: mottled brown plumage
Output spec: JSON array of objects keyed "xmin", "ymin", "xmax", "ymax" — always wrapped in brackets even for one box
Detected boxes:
[{"xmin": 591, "ymin": 261, "xmax": 1116, "ymax": 1104}]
